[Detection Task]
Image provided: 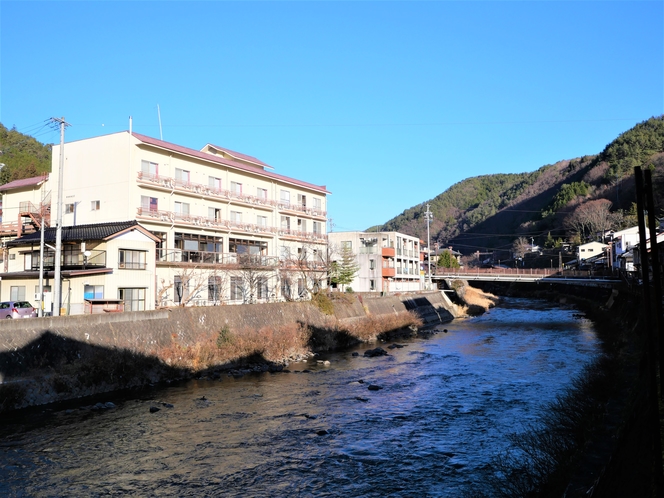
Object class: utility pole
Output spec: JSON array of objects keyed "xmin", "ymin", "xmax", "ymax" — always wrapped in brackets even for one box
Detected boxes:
[
  {"xmin": 50, "ymin": 117, "xmax": 69, "ymax": 316},
  {"xmin": 425, "ymin": 204, "xmax": 433, "ymax": 289}
]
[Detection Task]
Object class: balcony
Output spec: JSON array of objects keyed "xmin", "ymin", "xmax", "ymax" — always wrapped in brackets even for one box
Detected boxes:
[
  {"xmin": 277, "ymin": 227, "xmax": 328, "ymax": 243},
  {"xmin": 382, "ymin": 267, "xmax": 396, "ymax": 277},
  {"xmin": 157, "ymin": 249, "xmax": 279, "ymax": 268},
  {"xmin": 382, "ymin": 247, "xmax": 395, "ymax": 257},
  {"xmin": 276, "ymin": 201, "xmax": 327, "ymax": 219},
  {"xmin": 28, "ymin": 249, "xmax": 106, "ymax": 271}
]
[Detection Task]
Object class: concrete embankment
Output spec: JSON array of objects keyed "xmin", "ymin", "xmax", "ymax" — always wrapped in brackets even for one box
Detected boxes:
[{"xmin": 0, "ymin": 290, "xmax": 461, "ymax": 413}]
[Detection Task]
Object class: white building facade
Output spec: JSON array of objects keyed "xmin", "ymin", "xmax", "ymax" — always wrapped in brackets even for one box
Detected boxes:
[
  {"xmin": 328, "ymin": 231, "xmax": 423, "ymax": 293},
  {"xmin": 0, "ymin": 131, "xmax": 330, "ymax": 311}
]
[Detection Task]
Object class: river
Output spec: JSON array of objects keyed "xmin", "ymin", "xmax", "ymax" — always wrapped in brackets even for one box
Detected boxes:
[{"xmin": 0, "ymin": 298, "xmax": 600, "ymax": 497}]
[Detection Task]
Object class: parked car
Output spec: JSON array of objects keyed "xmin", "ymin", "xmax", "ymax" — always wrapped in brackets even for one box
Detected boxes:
[{"xmin": 0, "ymin": 301, "xmax": 37, "ymax": 319}]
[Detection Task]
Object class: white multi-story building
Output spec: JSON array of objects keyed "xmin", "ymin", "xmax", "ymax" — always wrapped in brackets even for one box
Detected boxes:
[
  {"xmin": 0, "ymin": 131, "xmax": 330, "ymax": 312},
  {"xmin": 328, "ymin": 231, "xmax": 423, "ymax": 293}
]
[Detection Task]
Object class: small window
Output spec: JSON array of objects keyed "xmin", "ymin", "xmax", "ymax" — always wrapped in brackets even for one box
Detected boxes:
[
  {"xmin": 141, "ymin": 196, "xmax": 158, "ymax": 212},
  {"xmin": 257, "ymin": 188, "xmax": 267, "ymax": 201},
  {"xmin": 84, "ymin": 285, "xmax": 104, "ymax": 299},
  {"xmin": 370, "ymin": 279, "xmax": 376, "ymax": 291},
  {"xmin": 65, "ymin": 203, "xmax": 75, "ymax": 214},
  {"xmin": 118, "ymin": 249, "xmax": 147, "ymax": 270},
  {"xmin": 370, "ymin": 259, "xmax": 375, "ymax": 270},
  {"xmin": 174, "ymin": 201, "xmax": 190, "ymax": 215},
  {"xmin": 141, "ymin": 160, "xmax": 158, "ymax": 176},
  {"xmin": 257, "ymin": 215, "xmax": 267, "ymax": 227},
  {"xmin": 230, "ymin": 211, "xmax": 242, "ymax": 223},
  {"xmin": 208, "ymin": 176, "xmax": 222, "ymax": 190},
  {"xmin": 231, "ymin": 181, "xmax": 242, "ymax": 195},
  {"xmin": 91, "ymin": 200, "xmax": 100, "ymax": 211},
  {"xmin": 175, "ymin": 168, "xmax": 190, "ymax": 184}
]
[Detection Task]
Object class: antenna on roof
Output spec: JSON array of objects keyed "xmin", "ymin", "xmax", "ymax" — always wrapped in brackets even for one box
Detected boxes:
[{"xmin": 157, "ymin": 104, "xmax": 163, "ymax": 140}]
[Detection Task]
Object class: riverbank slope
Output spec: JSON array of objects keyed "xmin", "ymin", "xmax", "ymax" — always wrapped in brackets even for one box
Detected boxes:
[{"xmin": 0, "ymin": 290, "xmax": 464, "ymax": 414}]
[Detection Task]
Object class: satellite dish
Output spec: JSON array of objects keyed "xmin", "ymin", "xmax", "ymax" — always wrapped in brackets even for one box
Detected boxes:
[{"xmin": 84, "ymin": 251, "xmax": 91, "ymax": 257}]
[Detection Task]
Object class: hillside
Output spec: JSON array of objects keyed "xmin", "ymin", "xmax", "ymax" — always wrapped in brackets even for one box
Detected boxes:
[
  {"xmin": 371, "ymin": 116, "xmax": 664, "ymax": 257},
  {"xmin": 0, "ymin": 123, "xmax": 52, "ymax": 184}
]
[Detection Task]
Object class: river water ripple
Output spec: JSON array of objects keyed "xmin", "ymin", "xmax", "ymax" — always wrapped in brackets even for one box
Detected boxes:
[{"xmin": 0, "ymin": 298, "xmax": 600, "ymax": 497}]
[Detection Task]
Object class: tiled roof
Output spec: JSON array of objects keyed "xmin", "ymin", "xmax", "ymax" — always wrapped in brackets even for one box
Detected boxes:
[
  {"xmin": 131, "ymin": 132, "xmax": 330, "ymax": 194},
  {"xmin": 7, "ymin": 220, "xmax": 155, "ymax": 246},
  {"xmin": 0, "ymin": 175, "xmax": 48, "ymax": 192}
]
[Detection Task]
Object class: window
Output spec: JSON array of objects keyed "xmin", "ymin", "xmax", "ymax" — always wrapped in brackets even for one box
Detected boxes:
[
  {"xmin": 65, "ymin": 203, "xmax": 75, "ymax": 214},
  {"xmin": 257, "ymin": 277, "xmax": 269, "ymax": 300},
  {"xmin": 313, "ymin": 221, "xmax": 322, "ymax": 234},
  {"xmin": 175, "ymin": 168, "xmax": 190, "ymax": 184},
  {"xmin": 84, "ymin": 285, "xmax": 104, "ymax": 300},
  {"xmin": 297, "ymin": 194, "xmax": 307, "ymax": 207},
  {"xmin": 257, "ymin": 215, "xmax": 267, "ymax": 227},
  {"xmin": 231, "ymin": 181, "xmax": 242, "ymax": 195},
  {"xmin": 281, "ymin": 216, "xmax": 290, "ymax": 230},
  {"xmin": 230, "ymin": 211, "xmax": 242, "ymax": 223},
  {"xmin": 281, "ymin": 278, "xmax": 292, "ymax": 300},
  {"xmin": 313, "ymin": 197, "xmax": 322, "ymax": 210},
  {"xmin": 297, "ymin": 278, "xmax": 306, "ymax": 298},
  {"xmin": 230, "ymin": 276, "xmax": 244, "ymax": 300},
  {"xmin": 229, "ymin": 238, "xmax": 267, "ymax": 256},
  {"xmin": 174, "ymin": 276, "xmax": 187, "ymax": 304},
  {"xmin": 10, "ymin": 286, "xmax": 25, "ymax": 301},
  {"xmin": 370, "ymin": 279, "xmax": 376, "ymax": 291},
  {"xmin": 370, "ymin": 259, "xmax": 376, "ymax": 270},
  {"xmin": 141, "ymin": 196, "xmax": 158, "ymax": 212},
  {"xmin": 91, "ymin": 200, "xmax": 100, "ymax": 211},
  {"xmin": 209, "ymin": 176, "xmax": 222, "ymax": 191},
  {"xmin": 257, "ymin": 188, "xmax": 267, "ymax": 201},
  {"xmin": 208, "ymin": 276, "xmax": 222, "ymax": 302},
  {"xmin": 118, "ymin": 249, "xmax": 147, "ymax": 269},
  {"xmin": 280, "ymin": 190, "xmax": 290, "ymax": 205},
  {"xmin": 118, "ymin": 288, "xmax": 146, "ymax": 311},
  {"xmin": 208, "ymin": 207, "xmax": 222, "ymax": 222},
  {"xmin": 297, "ymin": 219, "xmax": 307, "ymax": 232},
  {"xmin": 141, "ymin": 160, "xmax": 158, "ymax": 176},
  {"xmin": 342, "ymin": 241, "xmax": 352, "ymax": 249},
  {"xmin": 174, "ymin": 201, "xmax": 190, "ymax": 215},
  {"xmin": 24, "ymin": 253, "xmax": 32, "ymax": 271}
]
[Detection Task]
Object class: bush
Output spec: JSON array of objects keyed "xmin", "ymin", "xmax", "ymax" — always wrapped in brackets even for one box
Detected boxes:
[{"xmin": 311, "ymin": 292, "xmax": 335, "ymax": 315}]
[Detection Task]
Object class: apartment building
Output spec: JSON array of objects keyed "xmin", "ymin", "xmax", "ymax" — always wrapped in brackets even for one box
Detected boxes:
[
  {"xmin": 328, "ymin": 231, "xmax": 423, "ymax": 293},
  {"xmin": 0, "ymin": 131, "xmax": 330, "ymax": 311}
]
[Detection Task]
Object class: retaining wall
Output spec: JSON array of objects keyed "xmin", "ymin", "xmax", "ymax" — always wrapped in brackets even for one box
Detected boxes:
[{"xmin": 0, "ymin": 291, "xmax": 456, "ymax": 377}]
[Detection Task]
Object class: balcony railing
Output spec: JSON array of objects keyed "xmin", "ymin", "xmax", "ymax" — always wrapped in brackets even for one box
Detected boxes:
[
  {"xmin": 138, "ymin": 172, "xmax": 327, "ymax": 218},
  {"xmin": 28, "ymin": 249, "xmax": 106, "ymax": 271},
  {"xmin": 157, "ymin": 249, "xmax": 279, "ymax": 268}
]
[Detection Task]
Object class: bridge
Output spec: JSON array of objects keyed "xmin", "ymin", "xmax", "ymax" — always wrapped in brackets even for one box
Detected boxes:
[{"xmin": 432, "ymin": 268, "xmax": 622, "ymax": 288}]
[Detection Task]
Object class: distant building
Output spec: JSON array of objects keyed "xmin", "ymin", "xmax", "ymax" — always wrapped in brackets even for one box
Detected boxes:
[
  {"xmin": 328, "ymin": 231, "xmax": 423, "ymax": 293},
  {"xmin": 577, "ymin": 241, "xmax": 609, "ymax": 262}
]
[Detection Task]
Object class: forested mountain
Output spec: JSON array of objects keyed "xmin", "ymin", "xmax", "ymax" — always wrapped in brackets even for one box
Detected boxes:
[
  {"xmin": 0, "ymin": 123, "xmax": 52, "ymax": 185},
  {"xmin": 371, "ymin": 116, "xmax": 664, "ymax": 258}
]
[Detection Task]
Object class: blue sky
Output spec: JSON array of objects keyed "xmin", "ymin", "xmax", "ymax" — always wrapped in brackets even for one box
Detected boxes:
[{"xmin": 1, "ymin": 1, "xmax": 662, "ymax": 232}]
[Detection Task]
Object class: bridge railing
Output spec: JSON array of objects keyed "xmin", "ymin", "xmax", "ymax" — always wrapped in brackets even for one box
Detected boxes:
[{"xmin": 434, "ymin": 267, "xmax": 618, "ymax": 279}]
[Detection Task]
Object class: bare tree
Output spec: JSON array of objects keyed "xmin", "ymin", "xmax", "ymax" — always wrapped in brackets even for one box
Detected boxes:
[
  {"xmin": 512, "ymin": 236, "xmax": 530, "ymax": 260},
  {"xmin": 564, "ymin": 199, "xmax": 613, "ymax": 242},
  {"xmin": 158, "ymin": 265, "xmax": 228, "ymax": 307}
]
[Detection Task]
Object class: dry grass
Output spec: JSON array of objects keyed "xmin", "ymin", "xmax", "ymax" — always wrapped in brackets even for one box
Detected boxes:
[
  {"xmin": 158, "ymin": 322, "xmax": 311, "ymax": 370},
  {"xmin": 344, "ymin": 310, "xmax": 423, "ymax": 342}
]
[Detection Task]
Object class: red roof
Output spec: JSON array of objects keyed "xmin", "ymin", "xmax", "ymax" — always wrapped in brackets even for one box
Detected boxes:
[
  {"xmin": 131, "ymin": 133, "xmax": 330, "ymax": 194},
  {"xmin": 0, "ymin": 175, "xmax": 48, "ymax": 192},
  {"xmin": 203, "ymin": 143, "xmax": 272, "ymax": 169}
]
